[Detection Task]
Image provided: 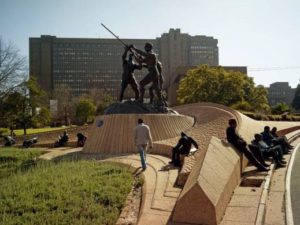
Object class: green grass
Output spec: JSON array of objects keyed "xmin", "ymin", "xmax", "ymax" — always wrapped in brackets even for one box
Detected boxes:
[
  {"xmin": 0, "ymin": 159, "xmax": 133, "ymax": 225},
  {"xmin": 1, "ymin": 126, "xmax": 77, "ymax": 136},
  {"xmin": 0, "ymin": 147, "xmax": 43, "ymax": 179}
]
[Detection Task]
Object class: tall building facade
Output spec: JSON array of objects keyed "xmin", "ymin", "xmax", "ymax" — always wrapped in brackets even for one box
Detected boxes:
[
  {"xmin": 29, "ymin": 29, "xmax": 218, "ymax": 99},
  {"xmin": 267, "ymin": 82, "xmax": 296, "ymax": 106}
]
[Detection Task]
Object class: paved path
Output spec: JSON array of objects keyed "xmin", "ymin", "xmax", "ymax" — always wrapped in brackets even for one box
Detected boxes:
[
  {"xmin": 104, "ymin": 154, "xmax": 181, "ymax": 225},
  {"xmin": 264, "ymin": 131, "xmax": 300, "ymax": 225},
  {"xmin": 38, "ymin": 147, "xmax": 82, "ymax": 160},
  {"xmin": 289, "ymin": 139, "xmax": 300, "ymax": 225}
]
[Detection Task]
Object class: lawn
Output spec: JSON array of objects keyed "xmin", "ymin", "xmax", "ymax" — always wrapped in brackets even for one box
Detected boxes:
[
  {"xmin": 1, "ymin": 126, "xmax": 76, "ymax": 136},
  {"xmin": 0, "ymin": 147, "xmax": 43, "ymax": 179},
  {"xmin": 0, "ymin": 149, "xmax": 134, "ymax": 225}
]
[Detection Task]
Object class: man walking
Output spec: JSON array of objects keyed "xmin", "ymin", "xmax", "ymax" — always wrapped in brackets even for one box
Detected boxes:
[{"xmin": 134, "ymin": 118, "xmax": 153, "ymax": 171}]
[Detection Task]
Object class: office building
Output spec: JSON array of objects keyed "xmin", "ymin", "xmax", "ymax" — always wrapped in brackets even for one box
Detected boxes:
[
  {"xmin": 267, "ymin": 82, "xmax": 296, "ymax": 106},
  {"xmin": 29, "ymin": 29, "xmax": 218, "ymax": 99}
]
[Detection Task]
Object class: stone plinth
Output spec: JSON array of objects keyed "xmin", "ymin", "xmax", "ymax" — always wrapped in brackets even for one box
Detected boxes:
[
  {"xmin": 82, "ymin": 114, "xmax": 194, "ymax": 154},
  {"xmin": 173, "ymin": 136, "xmax": 241, "ymax": 225}
]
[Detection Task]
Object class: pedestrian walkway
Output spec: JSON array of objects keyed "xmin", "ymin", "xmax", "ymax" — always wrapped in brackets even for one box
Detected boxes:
[
  {"xmin": 38, "ymin": 147, "xmax": 82, "ymax": 160},
  {"xmin": 104, "ymin": 154, "xmax": 181, "ymax": 225}
]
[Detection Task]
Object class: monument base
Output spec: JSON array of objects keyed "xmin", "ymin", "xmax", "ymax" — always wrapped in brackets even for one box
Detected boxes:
[{"xmin": 104, "ymin": 100, "xmax": 178, "ymax": 115}]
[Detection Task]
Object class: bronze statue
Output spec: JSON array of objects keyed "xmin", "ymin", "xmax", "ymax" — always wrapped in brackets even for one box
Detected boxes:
[
  {"xmin": 149, "ymin": 61, "xmax": 168, "ymax": 106},
  {"xmin": 119, "ymin": 47, "xmax": 141, "ymax": 102},
  {"xmin": 130, "ymin": 43, "xmax": 164, "ymax": 105}
]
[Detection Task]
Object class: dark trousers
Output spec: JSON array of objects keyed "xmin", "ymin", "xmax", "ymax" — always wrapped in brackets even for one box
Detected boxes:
[
  {"xmin": 273, "ymin": 138, "xmax": 289, "ymax": 154},
  {"xmin": 248, "ymin": 144, "xmax": 268, "ymax": 166},
  {"xmin": 234, "ymin": 141, "xmax": 266, "ymax": 170},
  {"xmin": 263, "ymin": 150, "xmax": 281, "ymax": 163},
  {"xmin": 172, "ymin": 148, "xmax": 188, "ymax": 166}
]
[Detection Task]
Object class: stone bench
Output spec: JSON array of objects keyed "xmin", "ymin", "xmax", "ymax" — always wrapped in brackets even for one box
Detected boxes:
[{"xmin": 173, "ymin": 136, "xmax": 241, "ymax": 225}]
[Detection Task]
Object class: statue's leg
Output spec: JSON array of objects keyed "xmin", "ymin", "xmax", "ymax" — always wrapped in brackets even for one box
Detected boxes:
[
  {"xmin": 119, "ymin": 81, "xmax": 128, "ymax": 102},
  {"xmin": 139, "ymin": 73, "xmax": 152, "ymax": 103},
  {"xmin": 149, "ymin": 85, "xmax": 154, "ymax": 104},
  {"xmin": 129, "ymin": 77, "xmax": 139, "ymax": 100},
  {"xmin": 153, "ymin": 78, "xmax": 164, "ymax": 106}
]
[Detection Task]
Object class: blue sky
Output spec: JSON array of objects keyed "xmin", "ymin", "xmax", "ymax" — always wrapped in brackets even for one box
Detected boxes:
[{"xmin": 1, "ymin": 0, "xmax": 300, "ymax": 87}]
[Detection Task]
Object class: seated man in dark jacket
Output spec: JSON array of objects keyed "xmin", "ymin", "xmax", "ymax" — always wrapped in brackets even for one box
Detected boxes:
[
  {"xmin": 226, "ymin": 119, "xmax": 269, "ymax": 171},
  {"xmin": 271, "ymin": 126, "xmax": 294, "ymax": 151},
  {"xmin": 251, "ymin": 133, "xmax": 286, "ymax": 168},
  {"xmin": 170, "ymin": 132, "xmax": 198, "ymax": 166},
  {"xmin": 262, "ymin": 126, "xmax": 290, "ymax": 154}
]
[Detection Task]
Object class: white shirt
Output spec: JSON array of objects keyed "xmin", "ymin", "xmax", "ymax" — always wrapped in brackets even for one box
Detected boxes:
[{"xmin": 134, "ymin": 123, "xmax": 153, "ymax": 147}]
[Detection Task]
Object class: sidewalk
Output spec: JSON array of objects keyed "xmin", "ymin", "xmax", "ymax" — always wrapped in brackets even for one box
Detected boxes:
[{"xmin": 104, "ymin": 154, "xmax": 181, "ymax": 225}]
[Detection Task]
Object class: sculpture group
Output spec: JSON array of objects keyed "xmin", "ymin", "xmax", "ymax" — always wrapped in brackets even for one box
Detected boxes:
[
  {"xmin": 120, "ymin": 43, "xmax": 167, "ymax": 107},
  {"xmin": 101, "ymin": 23, "xmax": 167, "ymax": 107}
]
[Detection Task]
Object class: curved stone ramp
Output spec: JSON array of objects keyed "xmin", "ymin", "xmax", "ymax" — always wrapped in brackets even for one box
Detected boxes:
[
  {"xmin": 82, "ymin": 114, "xmax": 194, "ymax": 154},
  {"xmin": 170, "ymin": 103, "xmax": 300, "ymax": 225},
  {"xmin": 103, "ymin": 153, "xmax": 181, "ymax": 225}
]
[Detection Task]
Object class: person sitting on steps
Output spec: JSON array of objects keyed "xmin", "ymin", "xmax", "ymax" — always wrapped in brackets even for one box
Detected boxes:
[
  {"xmin": 261, "ymin": 126, "xmax": 291, "ymax": 154},
  {"xmin": 226, "ymin": 119, "xmax": 269, "ymax": 172},
  {"xmin": 270, "ymin": 126, "xmax": 294, "ymax": 151},
  {"xmin": 251, "ymin": 133, "xmax": 286, "ymax": 169},
  {"xmin": 169, "ymin": 132, "xmax": 198, "ymax": 167}
]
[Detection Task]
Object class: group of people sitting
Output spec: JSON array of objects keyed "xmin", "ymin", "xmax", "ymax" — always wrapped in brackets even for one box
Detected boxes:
[
  {"xmin": 227, "ymin": 118, "xmax": 293, "ymax": 171},
  {"xmin": 54, "ymin": 131, "xmax": 87, "ymax": 147}
]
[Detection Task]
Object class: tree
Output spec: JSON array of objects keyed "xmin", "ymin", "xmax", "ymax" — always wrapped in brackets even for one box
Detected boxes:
[
  {"xmin": 76, "ymin": 99, "xmax": 96, "ymax": 123},
  {"xmin": 177, "ymin": 65, "xmax": 270, "ymax": 112},
  {"xmin": 0, "ymin": 76, "xmax": 50, "ymax": 134},
  {"xmin": 0, "ymin": 38, "xmax": 26, "ymax": 102},
  {"xmin": 271, "ymin": 103, "xmax": 290, "ymax": 115},
  {"xmin": 79, "ymin": 88, "xmax": 113, "ymax": 115},
  {"xmin": 52, "ymin": 84, "xmax": 75, "ymax": 125},
  {"xmin": 292, "ymin": 84, "xmax": 300, "ymax": 110}
]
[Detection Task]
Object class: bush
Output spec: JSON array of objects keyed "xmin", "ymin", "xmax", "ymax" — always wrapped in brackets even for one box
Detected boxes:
[
  {"xmin": 271, "ymin": 103, "xmax": 291, "ymax": 115},
  {"xmin": 231, "ymin": 101, "xmax": 252, "ymax": 111},
  {"xmin": 0, "ymin": 128, "xmax": 9, "ymax": 137}
]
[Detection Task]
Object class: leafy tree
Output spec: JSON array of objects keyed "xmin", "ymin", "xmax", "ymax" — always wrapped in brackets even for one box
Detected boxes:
[
  {"xmin": 250, "ymin": 85, "xmax": 270, "ymax": 113},
  {"xmin": 177, "ymin": 65, "xmax": 270, "ymax": 112},
  {"xmin": 79, "ymin": 88, "xmax": 113, "ymax": 115},
  {"xmin": 96, "ymin": 94, "xmax": 113, "ymax": 115},
  {"xmin": 76, "ymin": 99, "xmax": 96, "ymax": 123},
  {"xmin": 52, "ymin": 84, "xmax": 75, "ymax": 125},
  {"xmin": 271, "ymin": 103, "xmax": 290, "ymax": 115},
  {"xmin": 0, "ymin": 77, "xmax": 50, "ymax": 134},
  {"xmin": 231, "ymin": 101, "xmax": 252, "ymax": 111},
  {"xmin": 0, "ymin": 38, "xmax": 26, "ymax": 102},
  {"xmin": 292, "ymin": 84, "xmax": 300, "ymax": 110}
]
